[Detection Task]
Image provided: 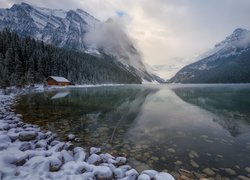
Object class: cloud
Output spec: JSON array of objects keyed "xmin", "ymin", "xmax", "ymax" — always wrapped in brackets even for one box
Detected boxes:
[{"xmin": 1, "ymin": 0, "xmax": 250, "ymax": 78}]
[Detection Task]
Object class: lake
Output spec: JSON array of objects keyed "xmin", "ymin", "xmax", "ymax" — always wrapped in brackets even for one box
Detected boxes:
[{"xmin": 15, "ymin": 84, "xmax": 250, "ymax": 178}]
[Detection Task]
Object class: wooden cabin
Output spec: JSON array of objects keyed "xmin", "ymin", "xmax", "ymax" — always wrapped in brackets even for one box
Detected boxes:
[{"xmin": 46, "ymin": 76, "xmax": 71, "ymax": 86}]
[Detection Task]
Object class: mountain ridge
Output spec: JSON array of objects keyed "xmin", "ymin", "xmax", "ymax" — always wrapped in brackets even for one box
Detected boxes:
[
  {"xmin": 170, "ymin": 28, "xmax": 250, "ymax": 83},
  {"xmin": 0, "ymin": 3, "xmax": 160, "ymax": 83}
]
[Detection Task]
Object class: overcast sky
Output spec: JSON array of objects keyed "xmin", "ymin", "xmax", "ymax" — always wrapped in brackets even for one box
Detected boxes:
[{"xmin": 1, "ymin": 0, "xmax": 250, "ymax": 78}]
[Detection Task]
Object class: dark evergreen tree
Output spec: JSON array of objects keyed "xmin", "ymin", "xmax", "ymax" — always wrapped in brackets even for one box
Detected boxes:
[{"xmin": 0, "ymin": 29, "xmax": 141, "ymax": 87}]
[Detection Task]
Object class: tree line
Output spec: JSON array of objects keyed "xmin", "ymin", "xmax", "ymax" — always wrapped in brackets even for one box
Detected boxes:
[{"xmin": 0, "ymin": 29, "xmax": 141, "ymax": 87}]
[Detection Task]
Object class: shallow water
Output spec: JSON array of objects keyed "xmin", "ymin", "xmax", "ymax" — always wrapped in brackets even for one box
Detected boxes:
[{"xmin": 16, "ymin": 84, "xmax": 250, "ymax": 178}]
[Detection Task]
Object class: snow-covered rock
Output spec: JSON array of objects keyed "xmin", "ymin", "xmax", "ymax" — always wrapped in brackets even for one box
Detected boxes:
[
  {"xmin": 90, "ymin": 147, "xmax": 101, "ymax": 154},
  {"xmin": 138, "ymin": 174, "xmax": 151, "ymax": 180},
  {"xmin": 87, "ymin": 154, "xmax": 101, "ymax": 165},
  {"xmin": 93, "ymin": 166, "xmax": 113, "ymax": 179},
  {"xmin": 125, "ymin": 168, "xmax": 139, "ymax": 179},
  {"xmin": 67, "ymin": 133, "xmax": 75, "ymax": 141},
  {"xmin": 141, "ymin": 169, "xmax": 159, "ymax": 178},
  {"xmin": 154, "ymin": 172, "xmax": 175, "ymax": 180}
]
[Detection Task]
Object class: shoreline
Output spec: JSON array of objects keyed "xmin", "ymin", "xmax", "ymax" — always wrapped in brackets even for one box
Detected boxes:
[{"xmin": 0, "ymin": 87, "xmax": 175, "ymax": 180}]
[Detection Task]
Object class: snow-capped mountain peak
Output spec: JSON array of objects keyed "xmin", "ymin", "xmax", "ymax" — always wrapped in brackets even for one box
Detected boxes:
[
  {"xmin": 170, "ymin": 28, "xmax": 250, "ymax": 83},
  {"xmin": 0, "ymin": 3, "xmax": 160, "ymax": 83},
  {"xmin": 215, "ymin": 28, "xmax": 250, "ymax": 48}
]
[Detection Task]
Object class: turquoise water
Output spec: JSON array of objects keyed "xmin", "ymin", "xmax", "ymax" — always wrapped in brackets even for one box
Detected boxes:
[{"xmin": 16, "ymin": 84, "xmax": 250, "ymax": 178}]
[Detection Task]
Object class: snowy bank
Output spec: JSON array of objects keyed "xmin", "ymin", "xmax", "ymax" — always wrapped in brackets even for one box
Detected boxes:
[{"xmin": 0, "ymin": 91, "xmax": 175, "ymax": 179}]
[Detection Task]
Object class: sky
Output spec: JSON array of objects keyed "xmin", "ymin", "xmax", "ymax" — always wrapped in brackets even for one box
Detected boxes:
[{"xmin": 1, "ymin": 0, "xmax": 250, "ymax": 78}]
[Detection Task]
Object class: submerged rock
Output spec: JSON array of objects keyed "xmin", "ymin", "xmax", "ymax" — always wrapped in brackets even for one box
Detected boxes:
[
  {"xmin": 202, "ymin": 168, "xmax": 215, "ymax": 176},
  {"xmin": 167, "ymin": 148, "xmax": 176, "ymax": 153},
  {"xmin": 245, "ymin": 167, "xmax": 250, "ymax": 173},
  {"xmin": 224, "ymin": 168, "xmax": 236, "ymax": 175},
  {"xmin": 190, "ymin": 160, "xmax": 199, "ymax": 168}
]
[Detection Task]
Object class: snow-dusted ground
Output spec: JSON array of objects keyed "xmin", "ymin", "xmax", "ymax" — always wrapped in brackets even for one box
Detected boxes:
[{"xmin": 0, "ymin": 87, "xmax": 175, "ymax": 180}]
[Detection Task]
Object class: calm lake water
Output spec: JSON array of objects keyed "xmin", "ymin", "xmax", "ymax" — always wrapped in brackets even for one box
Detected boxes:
[{"xmin": 15, "ymin": 84, "xmax": 250, "ymax": 178}]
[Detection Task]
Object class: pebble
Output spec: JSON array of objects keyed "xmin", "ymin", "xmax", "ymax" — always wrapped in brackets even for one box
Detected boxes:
[
  {"xmin": 202, "ymin": 168, "xmax": 215, "ymax": 176},
  {"xmin": 174, "ymin": 160, "xmax": 182, "ymax": 165},
  {"xmin": 19, "ymin": 131, "xmax": 37, "ymax": 141},
  {"xmin": 238, "ymin": 175, "xmax": 249, "ymax": 180},
  {"xmin": 167, "ymin": 148, "xmax": 176, "ymax": 153},
  {"xmin": 245, "ymin": 167, "xmax": 250, "ymax": 173},
  {"xmin": 224, "ymin": 168, "xmax": 236, "ymax": 175},
  {"xmin": 190, "ymin": 160, "xmax": 199, "ymax": 168}
]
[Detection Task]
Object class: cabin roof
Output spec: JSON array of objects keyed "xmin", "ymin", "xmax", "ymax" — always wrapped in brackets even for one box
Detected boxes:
[{"xmin": 47, "ymin": 76, "xmax": 70, "ymax": 83}]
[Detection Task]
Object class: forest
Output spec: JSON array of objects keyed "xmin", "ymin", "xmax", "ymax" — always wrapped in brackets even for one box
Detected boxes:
[{"xmin": 0, "ymin": 29, "xmax": 141, "ymax": 87}]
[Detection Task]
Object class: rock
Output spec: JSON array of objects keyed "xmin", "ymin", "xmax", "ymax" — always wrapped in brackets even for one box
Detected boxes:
[
  {"xmin": 19, "ymin": 142, "xmax": 33, "ymax": 151},
  {"xmin": 202, "ymin": 168, "xmax": 215, "ymax": 176},
  {"xmin": 35, "ymin": 140, "xmax": 47, "ymax": 148},
  {"xmin": 119, "ymin": 165, "xmax": 132, "ymax": 172},
  {"xmin": 61, "ymin": 150, "xmax": 74, "ymax": 163},
  {"xmin": 0, "ymin": 122, "xmax": 10, "ymax": 131},
  {"xmin": 141, "ymin": 170, "xmax": 158, "ymax": 178},
  {"xmin": 114, "ymin": 168, "xmax": 126, "ymax": 179},
  {"xmin": 87, "ymin": 154, "xmax": 101, "ymax": 165},
  {"xmin": 151, "ymin": 156, "xmax": 159, "ymax": 161},
  {"xmin": 49, "ymin": 157, "xmax": 62, "ymax": 172},
  {"xmin": 7, "ymin": 130, "xmax": 19, "ymax": 141},
  {"xmin": 116, "ymin": 156, "xmax": 127, "ymax": 165},
  {"xmin": 190, "ymin": 160, "xmax": 199, "ymax": 168},
  {"xmin": 167, "ymin": 148, "xmax": 176, "ymax": 153},
  {"xmin": 224, "ymin": 168, "xmax": 236, "ymax": 175},
  {"xmin": 190, "ymin": 150, "xmax": 199, "ymax": 158},
  {"xmin": 238, "ymin": 175, "xmax": 249, "ymax": 180},
  {"xmin": 93, "ymin": 166, "xmax": 113, "ymax": 179},
  {"xmin": 138, "ymin": 174, "xmax": 151, "ymax": 180},
  {"xmin": 153, "ymin": 172, "xmax": 175, "ymax": 180},
  {"xmin": 0, "ymin": 134, "xmax": 11, "ymax": 150},
  {"xmin": 90, "ymin": 147, "xmax": 101, "ymax": 154},
  {"xmin": 245, "ymin": 167, "xmax": 250, "ymax": 173},
  {"xmin": 125, "ymin": 169, "xmax": 139, "ymax": 179},
  {"xmin": 67, "ymin": 134, "xmax": 75, "ymax": 141},
  {"xmin": 19, "ymin": 131, "xmax": 37, "ymax": 141},
  {"xmin": 174, "ymin": 160, "xmax": 182, "ymax": 165},
  {"xmin": 74, "ymin": 148, "xmax": 86, "ymax": 162}
]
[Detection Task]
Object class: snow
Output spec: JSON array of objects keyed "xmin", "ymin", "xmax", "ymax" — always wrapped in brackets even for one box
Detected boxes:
[
  {"xmin": 49, "ymin": 76, "xmax": 70, "ymax": 83},
  {"xmin": 0, "ymin": 90, "xmax": 175, "ymax": 179}
]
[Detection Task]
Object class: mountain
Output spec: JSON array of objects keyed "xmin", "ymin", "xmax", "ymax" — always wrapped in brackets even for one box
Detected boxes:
[
  {"xmin": 0, "ymin": 3, "xmax": 158, "ymax": 83},
  {"xmin": 0, "ymin": 30, "xmax": 142, "ymax": 86},
  {"xmin": 170, "ymin": 28, "xmax": 250, "ymax": 83}
]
